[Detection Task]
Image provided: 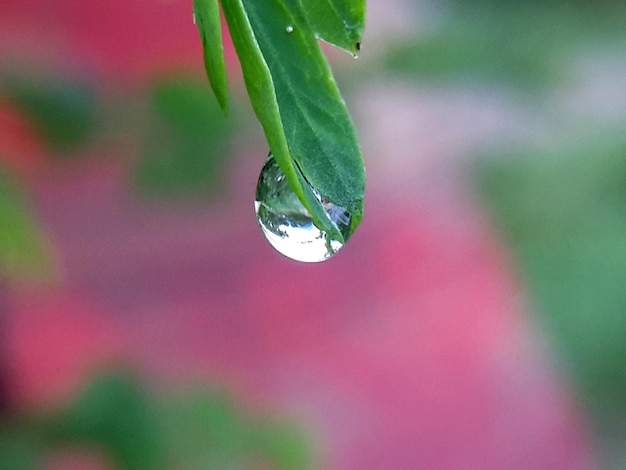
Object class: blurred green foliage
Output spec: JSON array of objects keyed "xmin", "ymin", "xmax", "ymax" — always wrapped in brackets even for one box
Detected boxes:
[
  {"xmin": 0, "ymin": 371, "xmax": 312, "ymax": 469},
  {"xmin": 160, "ymin": 389, "xmax": 311, "ymax": 469},
  {"xmin": 133, "ymin": 77, "xmax": 235, "ymax": 199},
  {"xmin": 475, "ymin": 139, "xmax": 626, "ymax": 464},
  {"xmin": 0, "ymin": 166, "xmax": 53, "ymax": 282},
  {"xmin": 3, "ymin": 76, "xmax": 98, "ymax": 154},
  {"xmin": 384, "ymin": 2, "xmax": 626, "ymax": 89},
  {"xmin": 0, "ymin": 430, "xmax": 40, "ymax": 470},
  {"xmin": 50, "ymin": 373, "xmax": 165, "ymax": 469}
]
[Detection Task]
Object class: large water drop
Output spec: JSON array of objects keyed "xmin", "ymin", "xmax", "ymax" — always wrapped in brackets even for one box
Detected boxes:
[{"xmin": 255, "ymin": 154, "xmax": 353, "ymax": 263}]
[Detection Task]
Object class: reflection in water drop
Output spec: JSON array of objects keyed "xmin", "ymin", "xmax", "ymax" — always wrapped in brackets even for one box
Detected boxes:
[
  {"xmin": 285, "ymin": 24, "xmax": 294, "ymax": 33},
  {"xmin": 255, "ymin": 154, "xmax": 353, "ymax": 263}
]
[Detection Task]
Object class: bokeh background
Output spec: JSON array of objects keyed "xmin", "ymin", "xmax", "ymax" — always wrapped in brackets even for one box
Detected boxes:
[{"xmin": 1, "ymin": 0, "xmax": 626, "ymax": 468}]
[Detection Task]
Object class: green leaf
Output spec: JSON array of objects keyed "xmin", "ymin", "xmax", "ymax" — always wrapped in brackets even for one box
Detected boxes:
[
  {"xmin": 0, "ymin": 167, "xmax": 54, "ymax": 282},
  {"xmin": 220, "ymin": 0, "xmax": 365, "ymax": 240},
  {"xmin": 194, "ymin": 0, "xmax": 229, "ymax": 113},
  {"xmin": 218, "ymin": 0, "xmax": 336, "ymax": 240},
  {"xmin": 244, "ymin": 0, "xmax": 365, "ymax": 214},
  {"xmin": 299, "ymin": 0, "xmax": 365, "ymax": 55}
]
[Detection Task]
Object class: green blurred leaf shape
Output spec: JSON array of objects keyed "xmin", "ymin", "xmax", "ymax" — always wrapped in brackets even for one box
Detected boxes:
[
  {"xmin": 475, "ymin": 140, "xmax": 626, "ymax": 416},
  {"xmin": 383, "ymin": 3, "xmax": 626, "ymax": 89},
  {"xmin": 0, "ymin": 371, "xmax": 313, "ymax": 469},
  {"xmin": 4, "ymin": 77, "xmax": 98, "ymax": 153},
  {"xmin": 0, "ymin": 167, "xmax": 54, "ymax": 282},
  {"xmin": 0, "ymin": 430, "xmax": 40, "ymax": 470},
  {"xmin": 248, "ymin": 418, "xmax": 312, "ymax": 470},
  {"xmin": 159, "ymin": 391, "xmax": 246, "ymax": 469},
  {"xmin": 134, "ymin": 78, "xmax": 233, "ymax": 197},
  {"xmin": 206, "ymin": 0, "xmax": 365, "ymax": 242},
  {"xmin": 299, "ymin": 0, "xmax": 365, "ymax": 55},
  {"xmin": 159, "ymin": 390, "xmax": 311, "ymax": 469},
  {"xmin": 48, "ymin": 373, "xmax": 164, "ymax": 470},
  {"xmin": 194, "ymin": 0, "xmax": 229, "ymax": 113}
]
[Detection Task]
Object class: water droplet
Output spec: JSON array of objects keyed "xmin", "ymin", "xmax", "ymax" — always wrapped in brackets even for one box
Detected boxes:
[
  {"xmin": 285, "ymin": 25, "xmax": 294, "ymax": 33},
  {"xmin": 255, "ymin": 154, "xmax": 353, "ymax": 263},
  {"xmin": 192, "ymin": 12, "xmax": 196, "ymax": 25}
]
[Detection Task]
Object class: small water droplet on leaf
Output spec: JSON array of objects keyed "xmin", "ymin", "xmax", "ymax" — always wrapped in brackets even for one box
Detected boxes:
[
  {"xmin": 255, "ymin": 154, "xmax": 353, "ymax": 263},
  {"xmin": 192, "ymin": 12, "xmax": 196, "ymax": 25},
  {"xmin": 286, "ymin": 25, "xmax": 294, "ymax": 33}
]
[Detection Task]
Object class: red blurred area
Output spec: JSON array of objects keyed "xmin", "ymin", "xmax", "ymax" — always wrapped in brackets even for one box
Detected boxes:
[
  {"xmin": 0, "ymin": 0, "xmax": 235, "ymax": 81},
  {"xmin": 7, "ymin": 292, "xmax": 127, "ymax": 405}
]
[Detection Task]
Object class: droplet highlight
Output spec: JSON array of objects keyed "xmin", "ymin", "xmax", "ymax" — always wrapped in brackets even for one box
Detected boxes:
[
  {"xmin": 255, "ymin": 154, "xmax": 353, "ymax": 263},
  {"xmin": 285, "ymin": 25, "xmax": 294, "ymax": 33}
]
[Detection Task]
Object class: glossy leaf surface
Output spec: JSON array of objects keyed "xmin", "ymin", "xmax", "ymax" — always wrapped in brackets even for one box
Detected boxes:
[{"xmin": 218, "ymin": 0, "xmax": 365, "ymax": 239}]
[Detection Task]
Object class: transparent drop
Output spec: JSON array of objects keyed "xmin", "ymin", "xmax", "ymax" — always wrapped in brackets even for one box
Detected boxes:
[
  {"xmin": 255, "ymin": 154, "xmax": 353, "ymax": 263},
  {"xmin": 285, "ymin": 24, "xmax": 294, "ymax": 33},
  {"xmin": 192, "ymin": 12, "xmax": 196, "ymax": 25}
]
